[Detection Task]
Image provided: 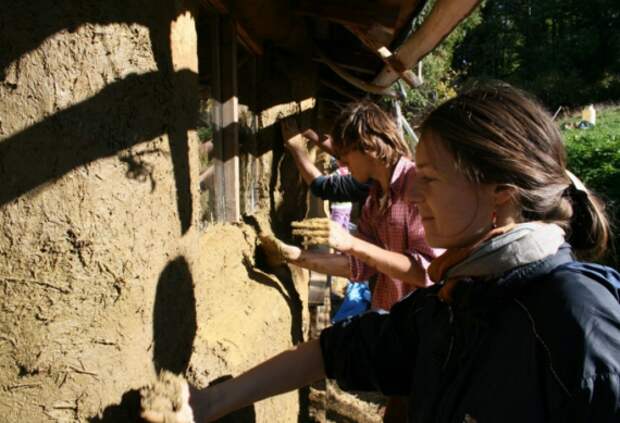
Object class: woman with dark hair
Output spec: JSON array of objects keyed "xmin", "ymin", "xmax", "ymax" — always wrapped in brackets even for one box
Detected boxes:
[{"xmin": 142, "ymin": 83, "xmax": 620, "ymax": 423}]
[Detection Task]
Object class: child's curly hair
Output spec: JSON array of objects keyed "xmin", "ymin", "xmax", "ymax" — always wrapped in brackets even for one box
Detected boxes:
[{"xmin": 331, "ymin": 101, "xmax": 412, "ymax": 166}]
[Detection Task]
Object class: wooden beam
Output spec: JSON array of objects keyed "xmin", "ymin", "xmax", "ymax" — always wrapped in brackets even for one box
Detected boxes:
[
  {"xmin": 390, "ymin": 0, "xmax": 426, "ymax": 33},
  {"xmin": 211, "ymin": 15, "xmax": 240, "ymax": 222},
  {"xmin": 373, "ymin": 0, "xmax": 481, "ymax": 88},
  {"xmin": 313, "ymin": 58, "xmax": 375, "ymax": 75},
  {"xmin": 201, "ymin": 0, "xmax": 264, "ymax": 55},
  {"xmin": 205, "ymin": 0, "xmax": 227, "ymax": 14},
  {"xmin": 317, "ymin": 97, "xmax": 348, "ymax": 110},
  {"xmin": 320, "ymin": 79, "xmax": 360, "ymax": 102},
  {"xmin": 346, "ymin": 25, "xmax": 422, "ymax": 89},
  {"xmin": 346, "ymin": 23, "xmax": 394, "ymax": 49},
  {"xmin": 315, "ymin": 45, "xmax": 396, "ymax": 97},
  {"xmin": 236, "ymin": 23, "xmax": 263, "ymax": 56},
  {"xmin": 314, "ymin": 43, "xmax": 380, "ymax": 72},
  {"xmin": 295, "ymin": 0, "xmax": 399, "ymax": 31}
]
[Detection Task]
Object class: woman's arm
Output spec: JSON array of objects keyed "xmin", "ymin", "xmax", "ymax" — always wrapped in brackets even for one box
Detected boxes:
[{"xmin": 194, "ymin": 340, "xmax": 325, "ymax": 422}]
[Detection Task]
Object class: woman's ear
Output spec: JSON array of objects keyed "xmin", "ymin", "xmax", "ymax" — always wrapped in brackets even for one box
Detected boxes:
[{"xmin": 494, "ymin": 184, "xmax": 516, "ymax": 206}]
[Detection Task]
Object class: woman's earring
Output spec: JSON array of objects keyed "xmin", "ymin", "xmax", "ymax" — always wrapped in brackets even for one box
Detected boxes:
[{"xmin": 491, "ymin": 210, "xmax": 497, "ymax": 229}]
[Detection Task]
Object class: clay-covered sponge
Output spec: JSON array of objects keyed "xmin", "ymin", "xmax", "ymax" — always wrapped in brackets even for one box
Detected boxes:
[
  {"xmin": 292, "ymin": 217, "xmax": 331, "ymax": 247},
  {"xmin": 140, "ymin": 371, "xmax": 195, "ymax": 423}
]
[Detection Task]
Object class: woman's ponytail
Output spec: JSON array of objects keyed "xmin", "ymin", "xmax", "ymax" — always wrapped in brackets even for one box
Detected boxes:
[{"xmin": 566, "ymin": 185, "xmax": 611, "ymax": 260}]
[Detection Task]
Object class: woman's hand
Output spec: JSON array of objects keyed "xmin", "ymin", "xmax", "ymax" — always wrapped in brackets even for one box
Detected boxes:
[
  {"xmin": 140, "ymin": 372, "xmax": 199, "ymax": 423},
  {"xmin": 292, "ymin": 218, "xmax": 354, "ymax": 252}
]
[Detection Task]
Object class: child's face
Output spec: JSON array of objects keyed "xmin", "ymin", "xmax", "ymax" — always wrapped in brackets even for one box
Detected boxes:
[
  {"xmin": 338, "ymin": 150, "xmax": 374, "ymax": 183},
  {"xmin": 410, "ymin": 131, "xmax": 496, "ymax": 249}
]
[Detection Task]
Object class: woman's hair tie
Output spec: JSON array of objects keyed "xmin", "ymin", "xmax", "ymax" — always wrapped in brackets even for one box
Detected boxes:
[
  {"xmin": 566, "ymin": 170, "xmax": 588, "ymax": 193},
  {"xmin": 564, "ymin": 170, "xmax": 590, "ymax": 202}
]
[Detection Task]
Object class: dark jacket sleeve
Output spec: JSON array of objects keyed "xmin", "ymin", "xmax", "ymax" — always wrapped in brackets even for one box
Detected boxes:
[
  {"xmin": 310, "ymin": 174, "xmax": 370, "ymax": 203},
  {"xmin": 319, "ymin": 293, "xmax": 419, "ymax": 395},
  {"xmin": 569, "ymin": 373, "xmax": 620, "ymax": 422},
  {"xmin": 530, "ymin": 265, "xmax": 620, "ymax": 422}
]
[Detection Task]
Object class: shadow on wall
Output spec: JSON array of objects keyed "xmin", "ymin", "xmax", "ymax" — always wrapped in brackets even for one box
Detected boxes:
[
  {"xmin": 153, "ymin": 256, "xmax": 197, "ymax": 374},
  {"xmin": 88, "ymin": 389, "xmax": 143, "ymax": 423},
  {"xmin": 89, "ymin": 256, "xmax": 197, "ymax": 422},
  {"xmin": 0, "ymin": 0, "xmax": 196, "ymax": 234},
  {"xmin": 254, "ymin": 108, "xmax": 315, "ymax": 241},
  {"xmin": 243, "ymin": 216, "xmax": 309, "ymax": 423}
]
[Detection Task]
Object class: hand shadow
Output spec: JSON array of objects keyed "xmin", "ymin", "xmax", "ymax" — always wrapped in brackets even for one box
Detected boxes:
[
  {"xmin": 153, "ymin": 256, "xmax": 197, "ymax": 375},
  {"xmin": 89, "ymin": 256, "xmax": 197, "ymax": 422},
  {"xmin": 88, "ymin": 389, "xmax": 143, "ymax": 423}
]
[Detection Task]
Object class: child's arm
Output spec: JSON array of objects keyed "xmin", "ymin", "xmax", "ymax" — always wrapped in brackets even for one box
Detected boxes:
[
  {"xmin": 302, "ymin": 129, "xmax": 336, "ymax": 157},
  {"xmin": 281, "ymin": 119, "xmax": 322, "ymax": 185},
  {"xmin": 288, "ymin": 251, "xmax": 352, "ymax": 278},
  {"xmin": 293, "ymin": 219, "xmax": 428, "ymax": 288},
  {"xmin": 347, "ymin": 236, "xmax": 429, "ymax": 288},
  {"xmin": 310, "ymin": 174, "xmax": 371, "ymax": 203},
  {"xmin": 279, "ymin": 242, "xmax": 352, "ymax": 278}
]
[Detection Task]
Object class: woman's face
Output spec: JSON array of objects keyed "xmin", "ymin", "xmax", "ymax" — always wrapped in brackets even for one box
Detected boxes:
[{"xmin": 410, "ymin": 130, "xmax": 497, "ymax": 249}]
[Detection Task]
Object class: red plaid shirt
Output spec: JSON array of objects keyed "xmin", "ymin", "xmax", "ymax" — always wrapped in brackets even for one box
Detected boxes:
[{"xmin": 348, "ymin": 157, "xmax": 437, "ymax": 310}]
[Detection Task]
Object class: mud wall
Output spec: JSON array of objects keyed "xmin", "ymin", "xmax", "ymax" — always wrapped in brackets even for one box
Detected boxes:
[{"xmin": 0, "ymin": 1, "xmax": 311, "ymax": 422}]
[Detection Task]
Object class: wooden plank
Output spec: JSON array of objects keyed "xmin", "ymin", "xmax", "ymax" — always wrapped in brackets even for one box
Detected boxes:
[
  {"xmin": 201, "ymin": 0, "xmax": 263, "ymax": 55},
  {"xmin": 211, "ymin": 15, "xmax": 240, "ymax": 222},
  {"xmin": 314, "ymin": 43, "xmax": 380, "ymax": 72},
  {"xmin": 236, "ymin": 23, "xmax": 263, "ymax": 56},
  {"xmin": 313, "ymin": 58, "xmax": 375, "ymax": 75},
  {"xmin": 320, "ymin": 79, "xmax": 360, "ymax": 101},
  {"xmin": 220, "ymin": 16, "xmax": 240, "ymax": 222},
  {"xmin": 346, "ymin": 24, "xmax": 422, "ymax": 89},
  {"xmin": 346, "ymin": 22, "xmax": 394, "ymax": 49},
  {"xmin": 372, "ymin": 0, "xmax": 481, "ymax": 88},
  {"xmin": 315, "ymin": 45, "xmax": 396, "ymax": 97},
  {"xmin": 295, "ymin": 0, "xmax": 399, "ymax": 30},
  {"xmin": 390, "ymin": 0, "xmax": 426, "ymax": 33},
  {"xmin": 203, "ymin": 0, "xmax": 227, "ymax": 14},
  {"xmin": 209, "ymin": 15, "xmax": 224, "ymax": 220}
]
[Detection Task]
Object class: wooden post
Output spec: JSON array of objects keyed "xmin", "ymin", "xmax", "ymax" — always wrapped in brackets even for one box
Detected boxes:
[{"xmin": 211, "ymin": 15, "xmax": 240, "ymax": 222}]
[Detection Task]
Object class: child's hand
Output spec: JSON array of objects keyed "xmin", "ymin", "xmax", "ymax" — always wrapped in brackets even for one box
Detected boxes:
[
  {"xmin": 292, "ymin": 218, "xmax": 354, "ymax": 252},
  {"xmin": 259, "ymin": 234, "xmax": 302, "ymax": 265},
  {"xmin": 281, "ymin": 118, "xmax": 306, "ymax": 152},
  {"xmin": 300, "ymin": 128, "xmax": 319, "ymax": 144},
  {"xmin": 302, "ymin": 130, "xmax": 336, "ymax": 157}
]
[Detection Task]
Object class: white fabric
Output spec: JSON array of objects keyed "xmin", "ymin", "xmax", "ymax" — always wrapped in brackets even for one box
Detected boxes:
[{"xmin": 446, "ymin": 222, "xmax": 566, "ymax": 280}]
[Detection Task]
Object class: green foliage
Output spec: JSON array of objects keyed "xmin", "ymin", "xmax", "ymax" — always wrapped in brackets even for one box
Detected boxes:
[
  {"xmin": 197, "ymin": 126, "xmax": 213, "ymax": 143},
  {"xmin": 399, "ymin": 0, "xmax": 482, "ymax": 121},
  {"xmin": 563, "ymin": 106, "xmax": 620, "ymax": 263},
  {"xmin": 563, "ymin": 107, "xmax": 620, "ymax": 202},
  {"xmin": 454, "ymin": 0, "xmax": 620, "ymax": 107}
]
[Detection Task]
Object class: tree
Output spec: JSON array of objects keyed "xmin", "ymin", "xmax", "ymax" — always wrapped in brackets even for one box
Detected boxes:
[{"xmin": 453, "ymin": 0, "xmax": 620, "ymax": 107}]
